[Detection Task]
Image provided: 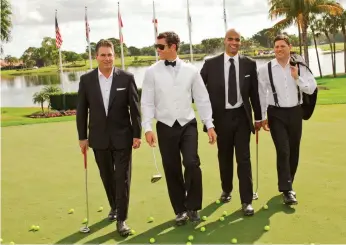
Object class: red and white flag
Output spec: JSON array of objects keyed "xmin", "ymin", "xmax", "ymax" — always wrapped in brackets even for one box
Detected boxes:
[
  {"xmin": 118, "ymin": 6, "xmax": 123, "ymax": 43},
  {"xmin": 55, "ymin": 11, "xmax": 62, "ymax": 48},
  {"xmin": 85, "ymin": 7, "xmax": 90, "ymax": 42},
  {"xmin": 152, "ymin": 18, "xmax": 158, "ymax": 37}
]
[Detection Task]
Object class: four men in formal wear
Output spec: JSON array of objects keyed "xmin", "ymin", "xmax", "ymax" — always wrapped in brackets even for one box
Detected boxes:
[
  {"xmin": 200, "ymin": 29, "xmax": 262, "ymax": 216},
  {"xmin": 257, "ymin": 34, "xmax": 317, "ymax": 205},
  {"xmin": 76, "ymin": 39, "xmax": 141, "ymax": 236},
  {"xmin": 140, "ymin": 31, "xmax": 217, "ymax": 225},
  {"xmin": 76, "ymin": 32, "xmax": 316, "ymax": 231}
]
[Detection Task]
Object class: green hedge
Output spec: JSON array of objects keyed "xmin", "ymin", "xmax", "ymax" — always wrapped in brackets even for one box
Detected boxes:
[{"xmin": 50, "ymin": 88, "xmax": 143, "ymax": 110}]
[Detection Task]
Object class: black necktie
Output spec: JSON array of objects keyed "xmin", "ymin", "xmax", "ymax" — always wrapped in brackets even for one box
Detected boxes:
[
  {"xmin": 165, "ymin": 60, "xmax": 176, "ymax": 67},
  {"xmin": 228, "ymin": 58, "xmax": 237, "ymax": 106}
]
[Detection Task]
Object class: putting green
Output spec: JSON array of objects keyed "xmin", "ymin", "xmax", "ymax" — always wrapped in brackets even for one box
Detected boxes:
[{"xmin": 1, "ymin": 104, "xmax": 346, "ymax": 244}]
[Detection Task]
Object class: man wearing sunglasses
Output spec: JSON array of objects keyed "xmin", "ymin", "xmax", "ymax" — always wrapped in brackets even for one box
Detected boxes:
[
  {"xmin": 200, "ymin": 28, "xmax": 262, "ymax": 216},
  {"xmin": 141, "ymin": 31, "xmax": 217, "ymax": 225}
]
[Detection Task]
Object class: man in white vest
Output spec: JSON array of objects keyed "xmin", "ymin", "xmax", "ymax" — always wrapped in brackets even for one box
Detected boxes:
[{"xmin": 141, "ymin": 31, "xmax": 217, "ymax": 225}]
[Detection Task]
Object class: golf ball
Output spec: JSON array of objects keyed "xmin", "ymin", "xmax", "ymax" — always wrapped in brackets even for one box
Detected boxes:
[
  {"xmin": 68, "ymin": 208, "xmax": 74, "ymax": 214},
  {"xmin": 186, "ymin": 242, "xmax": 192, "ymax": 245},
  {"xmin": 264, "ymin": 225, "xmax": 270, "ymax": 231},
  {"xmin": 188, "ymin": 235, "xmax": 194, "ymax": 241},
  {"xmin": 148, "ymin": 216, "xmax": 154, "ymax": 222},
  {"xmin": 223, "ymin": 211, "xmax": 228, "ymax": 216},
  {"xmin": 231, "ymin": 238, "xmax": 237, "ymax": 243},
  {"xmin": 220, "ymin": 216, "xmax": 225, "ymax": 221},
  {"xmin": 82, "ymin": 218, "xmax": 88, "ymax": 224},
  {"xmin": 131, "ymin": 229, "xmax": 136, "ymax": 235},
  {"xmin": 150, "ymin": 238, "xmax": 155, "ymax": 243},
  {"xmin": 216, "ymin": 199, "xmax": 221, "ymax": 204},
  {"xmin": 264, "ymin": 205, "xmax": 269, "ymax": 210},
  {"xmin": 98, "ymin": 207, "xmax": 103, "ymax": 212},
  {"xmin": 202, "ymin": 215, "xmax": 207, "ymax": 221},
  {"xmin": 200, "ymin": 226, "xmax": 206, "ymax": 232},
  {"xmin": 34, "ymin": 226, "xmax": 40, "ymax": 231}
]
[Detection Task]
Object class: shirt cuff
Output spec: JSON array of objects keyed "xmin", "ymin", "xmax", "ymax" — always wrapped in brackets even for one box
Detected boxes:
[
  {"xmin": 204, "ymin": 120, "xmax": 214, "ymax": 130},
  {"xmin": 143, "ymin": 123, "xmax": 152, "ymax": 133}
]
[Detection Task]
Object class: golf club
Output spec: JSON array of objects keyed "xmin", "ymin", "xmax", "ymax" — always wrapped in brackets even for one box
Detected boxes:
[
  {"xmin": 253, "ymin": 130, "xmax": 259, "ymax": 200},
  {"xmin": 80, "ymin": 149, "xmax": 90, "ymax": 233},
  {"xmin": 150, "ymin": 147, "xmax": 162, "ymax": 183}
]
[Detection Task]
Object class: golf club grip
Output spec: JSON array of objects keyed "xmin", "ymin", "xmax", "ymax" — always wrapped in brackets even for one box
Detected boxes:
[{"xmin": 83, "ymin": 150, "xmax": 87, "ymax": 169}]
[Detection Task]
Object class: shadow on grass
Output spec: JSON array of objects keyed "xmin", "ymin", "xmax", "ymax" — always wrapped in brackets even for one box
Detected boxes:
[
  {"xmin": 83, "ymin": 195, "xmax": 296, "ymax": 244},
  {"xmin": 83, "ymin": 200, "xmax": 224, "ymax": 244},
  {"xmin": 54, "ymin": 218, "xmax": 113, "ymax": 244}
]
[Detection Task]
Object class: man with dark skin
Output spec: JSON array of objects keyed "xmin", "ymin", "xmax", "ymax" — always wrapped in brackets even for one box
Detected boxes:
[{"xmin": 200, "ymin": 28, "xmax": 262, "ymax": 216}]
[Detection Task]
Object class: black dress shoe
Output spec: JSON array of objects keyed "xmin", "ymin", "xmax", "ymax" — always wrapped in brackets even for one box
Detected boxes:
[
  {"xmin": 283, "ymin": 191, "xmax": 298, "ymax": 205},
  {"xmin": 108, "ymin": 209, "xmax": 117, "ymax": 221},
  {"xmin": 175, "ymin": 212, "xmax": 188, "ymax": 226},
  {"xmin": 220, "ymin": 191, "xmax": 231, "ymax": 203},
  {"xmin": 116, "ymin": 221, "xmax": 131, "ymax": 237},
  {"xmin": 241, "ymin": 203, "xmax": 254, "ymax": 216},
  {"xmin": 187, "ymin": 210, "xmax": 200, "ymax": 223}
]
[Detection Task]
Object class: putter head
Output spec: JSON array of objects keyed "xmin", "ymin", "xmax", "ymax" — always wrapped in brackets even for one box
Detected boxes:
[
  {"xmin": 253, "ymin": 192, "xmax": 259, "ymax": 200},
  {"xmin": 151, "ymin": 174, "xmax": 162, "ymax": 183},
  {"xmin": 79, "ymin": 226, "xmax": 90, "ymax": 233}
]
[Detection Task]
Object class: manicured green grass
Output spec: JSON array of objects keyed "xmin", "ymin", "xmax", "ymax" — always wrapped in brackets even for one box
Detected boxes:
[
  {"xmin": 316, "ymin": 74, "xmax": 346, "ymax": 104},
  {"xmin": 1, "ymin": 104, "xmax": 346, "ymax": 244},
  {"xmin": 1, "ymin": 107, "xmax": 75, "ymax": 127}
]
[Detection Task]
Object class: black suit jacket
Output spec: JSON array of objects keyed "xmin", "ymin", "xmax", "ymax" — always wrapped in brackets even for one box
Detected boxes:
[
  {"xmin": 200, "ymin": 53, "xmax": 262, "ymax": 134},
  {"xmin": 76, "ymin": 67, "xmax": 141, "ymax": 149}
]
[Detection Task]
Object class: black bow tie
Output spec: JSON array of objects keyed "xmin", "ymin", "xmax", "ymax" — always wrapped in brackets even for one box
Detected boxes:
[{"xmin": 165, "ymin": 60, "xmax": 176, "ymax": 67}]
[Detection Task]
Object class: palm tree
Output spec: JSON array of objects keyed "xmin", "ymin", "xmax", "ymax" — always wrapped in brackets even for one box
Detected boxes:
[
  {"xmin": 32, "ymin": 92, "xmax": 48, "ymax": 113},
  {"xmin": 310, "ymin": 15, "xmax": 323, "ymax": 78},
  {"xmin": 268, "ymin": 0, "xmax": 343, "ymax": 66},
  {"xmin": 0, "ymin": 0, "xmax": 13, "ymax": 54}
]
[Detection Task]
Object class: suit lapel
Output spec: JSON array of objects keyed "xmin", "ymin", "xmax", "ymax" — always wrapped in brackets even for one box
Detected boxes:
[
  {"xmin": 108, "ymin": 67, "xmax": 121, "ymax": 112},
  {"xmin": 217, "ymin": 54, "xmax": 225, "ymax": 90},
  {"xmin": 92, "ymin": 69, "xmax": 105, "ymax": 112},
  {"xmin": 238, "ymin": 54, "xmax": 245, "ymax": 91}
]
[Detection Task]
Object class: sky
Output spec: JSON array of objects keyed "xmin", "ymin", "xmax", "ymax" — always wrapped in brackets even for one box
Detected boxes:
[{"xmin": 3, "ymin": 0, "xmax": 346, "ymax": 58}]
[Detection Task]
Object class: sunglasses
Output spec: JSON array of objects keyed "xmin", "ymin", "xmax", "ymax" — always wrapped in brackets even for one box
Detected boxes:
[
  {"xmin": 154, "ymin": 44, "xmax": 168, "ymax": 50},
  {"xmin": 227, "ymin": 37, "xmax": 241, "ymax": 42}
]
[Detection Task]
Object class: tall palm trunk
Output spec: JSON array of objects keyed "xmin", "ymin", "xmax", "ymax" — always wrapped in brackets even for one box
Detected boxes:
[
  {"xmin": 311, "ymin": 28, "xmax": 322, "ymax": 78},
  {"xmin": 342, "ymin": 25, "xmax": 346, "ymax": 73},
  {"xmin": 298, "ymin": 23, "xmax": 302, "ymax": 55},
  {"xmin": 302, "ymin": 24, "xmax": 309, "ymax": 66},
  {"xmin": 324, "ymin": 30, "xmax": 335, "ymax": 76}
]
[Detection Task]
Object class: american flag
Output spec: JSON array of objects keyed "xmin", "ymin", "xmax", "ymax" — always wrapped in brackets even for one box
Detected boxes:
[
  {"xmin": 55, "ymin": 11, "xmax": 63, "ymax": 48},
  {"xmin": 55, "ymin": 11, "xmax": 62, "ymax": 49},
  {"xmin": 118, "ymin": 7, "xmax": 123, "ymax": 43},
  {"xmin": 85, "ymin": 7, "xmax": 90, "ymax": 42}
]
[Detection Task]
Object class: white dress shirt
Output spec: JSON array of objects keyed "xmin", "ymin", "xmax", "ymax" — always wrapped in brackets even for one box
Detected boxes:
[
  {"xmin": 224, "ymin": 53, "xmax": 243, "ymax": 108},
  {"xmin": 98, "ymin": 67, "xmax": 114, "ymax": 116},
  {"xmin": 141, "ymin": 57, "xmax": 214, "ymax": 133},
  {"xmin": 257, "ymin": 58, "xmax": 317, "ymax": 120}
]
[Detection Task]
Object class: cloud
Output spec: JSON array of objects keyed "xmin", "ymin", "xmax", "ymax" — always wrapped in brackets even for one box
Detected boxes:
[{"xmin": 3, "ymin": 0, "xmax": 291, "ymax": 57}]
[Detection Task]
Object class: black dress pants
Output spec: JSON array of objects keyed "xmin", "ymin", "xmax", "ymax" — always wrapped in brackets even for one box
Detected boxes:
[
  {"xmin": 267, "ymin": 105, "xmax": 302, "ymax": 192},
  {"xmin": 215, "ymin": 106, "xmax": 253, "ymax": 204},
  {"xmin": 156, "ymin": 119, "xmax": 202, "ymax": 215},
  {"xmin": 93, "ymin": 146, "xmax": 132, "ymax": 221}
]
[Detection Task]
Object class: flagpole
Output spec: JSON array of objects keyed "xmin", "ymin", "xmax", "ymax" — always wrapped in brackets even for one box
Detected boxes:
[
  {"xmin": 118, "ymin": 2, "xmax": 125, "ymax": 70},
  {"xmin": 223, "ymin": 0, "xmax": 227, "ymax": 33},
  {"xmin": 55, "ymin": 9, "xmax": 65, "ymax": 108},
  {"xmin": 85, "ymin": 6, "xmax": 92, "ymax": 70},
  {"xmin": 187, "ymin": 0, "xmax": 193, "ymax": 62},
  {"xmin": 153, "ymin": 0, "xmax": 158, "ymax": 62}
]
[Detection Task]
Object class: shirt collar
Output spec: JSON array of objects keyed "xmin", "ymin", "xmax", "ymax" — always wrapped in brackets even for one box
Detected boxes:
[
  {"xmin": 224, "ymin": 52, "xmax": 239, "ymax": 64},
  {"xmin": 98, "ymin": 67, "xmax": 114, "ymax": 79},
  {"xmin": 272, "ymin": 57, "xmax": 290, "ymax": 67}
]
